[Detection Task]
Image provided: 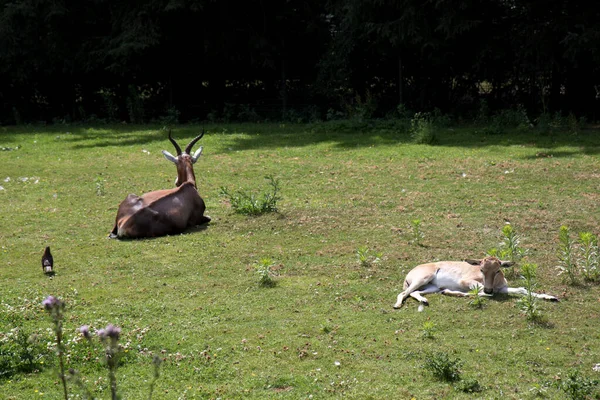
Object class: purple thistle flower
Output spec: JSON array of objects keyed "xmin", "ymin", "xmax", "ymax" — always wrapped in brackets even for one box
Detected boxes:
[
  {"xmin": 79, "ymin": 325, "xmax": 92, "ymax": 340},
  {"xmin": 97, "ymin": 324, "xmax": 121, "ymax": 341},
  {"xmin": 105, "ymin": 324, "xmax": 121, "ymax": 340},
  {"xmin": 42, "ymin": 295, "xmax": 59, "ymax": 311}
]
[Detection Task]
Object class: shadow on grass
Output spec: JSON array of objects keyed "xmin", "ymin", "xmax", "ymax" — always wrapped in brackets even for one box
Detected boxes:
[
  {"xmin": 1, "ymin": 123, "xmax": 599, "ymax": 155},
  {"xmin": 209, "ymin": 123, "xmax": 600, "ymax": 155},
  {"xmin": 107, "ymin": 224, "xmax": 210, "ymax": 241},
  {"xmin": 0, "ymin": 124, "xmax": 205, "ymax": 149}
]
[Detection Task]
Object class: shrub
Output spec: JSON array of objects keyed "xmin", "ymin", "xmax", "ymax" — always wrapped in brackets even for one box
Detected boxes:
[
  {"xmin": 536, "ymin": 112, "xmax": 584, "ymax": 136},
  {"xmin": 410, "ymin": 113, "xmax": 437, "ymax": 144},
  {"xmin": 237, "ymin": 104, "xmax": 260, "ymax": 122},
  {"xmin": 344, "ymin": 91, "xmax": 377, "ymax": 122},
  {"xmin": 126, "ymin": 85, "xmax": 145, "ymax": 123},
  {"xmin": 159, "ymin": 106, "xmax": 180, "ymax": 126}
]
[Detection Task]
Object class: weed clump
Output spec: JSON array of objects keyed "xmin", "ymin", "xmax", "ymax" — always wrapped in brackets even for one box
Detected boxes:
[
  {"xmin": 356, "ymin": 246, "xmax": 382, "ymax": 268},
  {"xmin": 408, "ymin": 218, "xmax": 425, "ymax": 246},
  {"xmin": 553, "ymin": 369, "xmax": 599, "ymax": 400},
  {"xmin": 423, "ymin": 351, "xmax": 483, "ymax": 393},
  {"xmin": 220, "ymin": 175, "xmax": 281, "ymax": 215},
  {"xmin": 422, "ymin": 351, "xmax": 462, "ymax": 382},
  {"xmin": 420, "ymin": 321, "xmax": 436, "ymax": 340},
  {"xmin": 256, "ymin": 258, "xmax": 277, "ymax": 287},
  {"xmin": 468, "ymin": 286, "xmax": 486, "ymax": 309}
]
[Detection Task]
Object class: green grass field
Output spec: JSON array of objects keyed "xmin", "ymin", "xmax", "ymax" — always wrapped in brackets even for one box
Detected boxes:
[{"xmin": 1, "ymin": 123, "xmax": 599, "ymax": 399}]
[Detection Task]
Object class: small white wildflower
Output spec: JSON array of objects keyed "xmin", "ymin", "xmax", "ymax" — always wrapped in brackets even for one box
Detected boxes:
[
  {"xmin": 334, "ymin": 361, "xmax": 341, "ymax": 367},
  {"xmin": 142, "ymin": 149, "xmax": 150, "ymax": 155},
  {"xmin": 0, "ymin": 186, "xmax": 4, "ymax": 191},
  {"xmin": 4, "ymin": 177, "xmax": 10, "ymax": 182},
  {"xmin": 593, "ymin": 363, "xmax": 600, "ymax": 372},
  {"xmin": 461, "ymin": 173, "xmax": 467, "ymax": 178}
]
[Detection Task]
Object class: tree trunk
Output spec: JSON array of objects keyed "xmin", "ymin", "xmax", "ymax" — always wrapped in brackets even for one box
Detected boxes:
[
  {"xmin": 398, "ymin": 53, "xmax": 403, "ymax": 105},
  {"xmin": 280, "ymin": 58, "xmax": 287, "ymax": 119}
]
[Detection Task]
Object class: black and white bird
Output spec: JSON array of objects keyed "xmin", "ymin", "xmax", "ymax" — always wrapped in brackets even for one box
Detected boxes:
[{"xmin": 42, "ymin": 246, "xmax": 53, "ymax": 274}]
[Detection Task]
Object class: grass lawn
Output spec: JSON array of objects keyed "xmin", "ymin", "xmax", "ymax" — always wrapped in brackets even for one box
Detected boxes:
[{"xmin": 1, "ymin": 122, "xmax": 599, "ymax": 399}]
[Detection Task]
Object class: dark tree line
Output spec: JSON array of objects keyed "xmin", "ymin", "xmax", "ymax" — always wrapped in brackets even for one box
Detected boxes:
[{"xmin": 1, "ymin": 0, "xmax": 599, "ymax": 124}]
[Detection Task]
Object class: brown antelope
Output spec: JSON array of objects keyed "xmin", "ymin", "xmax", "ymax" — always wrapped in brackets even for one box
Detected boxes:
[
  {"xmin": 109, "ymin": 131, "xmax": 211, "ymax": 239},
  {"xmin": 393, "ymin": 256, "xmax": 558, "ymax": 309}
]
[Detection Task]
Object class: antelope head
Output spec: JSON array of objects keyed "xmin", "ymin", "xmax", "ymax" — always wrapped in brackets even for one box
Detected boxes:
[{"xmin": 162, "ymin": 130, "xmax": 205, "ymax": 187}]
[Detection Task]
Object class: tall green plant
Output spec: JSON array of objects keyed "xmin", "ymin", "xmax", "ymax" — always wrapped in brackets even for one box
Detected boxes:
[
  {"xmin": 578, "ymin": 232, "xmax": 599, "ymax": 282},
  {"xmin": 488, "ymin": 224, "xmax": 526, "ymax": 278},
  {"xmin": 557, "ymin": 226, "xmax": 578, "ymax": 285},
  {"xmin": 409, "ymin": 219, "xmax": 425, "ymax": 246},
  {"xmin": 517, "ymin": 263, "xmax": 542, "ymax": 322}
]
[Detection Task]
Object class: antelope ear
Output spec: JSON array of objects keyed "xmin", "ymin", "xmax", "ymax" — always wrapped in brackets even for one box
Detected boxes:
[
  {"xmin": 191, "ymin": 146, "xmax": 203, "ymax": 163},
  {"xmin": 500, "ymin": 260, "xmax": 515, "ymax": 268},
  {"xmin": 464, "ymin": 259, "xmax": 482, "ymax": 265},
  {"xmin": 162, "ymin": 150, "xmax": 178, "ymax": 163}
]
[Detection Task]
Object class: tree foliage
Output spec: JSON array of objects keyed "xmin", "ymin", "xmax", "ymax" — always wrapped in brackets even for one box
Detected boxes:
[{"xmin": 0, "ymin": 0, "xmax": 599, "ymax": 123}]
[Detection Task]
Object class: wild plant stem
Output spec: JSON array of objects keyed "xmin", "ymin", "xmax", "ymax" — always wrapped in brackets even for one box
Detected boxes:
[
  {"xmin": 107, "ymin": 350, "xmax": 118, "ymax": 400},
  {"xmin": 55, "ymin": 323, "xmax": 68, "ymax": 400}
]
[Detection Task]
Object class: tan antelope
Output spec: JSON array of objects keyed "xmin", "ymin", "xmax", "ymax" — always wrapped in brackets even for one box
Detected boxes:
[
  {"xmin": 109, "ymin": 131, "xmax": 211, "ymax": 239},
  {"xmin": 393, "ymin": 256, "xmax": 558, "ymax": 309}
]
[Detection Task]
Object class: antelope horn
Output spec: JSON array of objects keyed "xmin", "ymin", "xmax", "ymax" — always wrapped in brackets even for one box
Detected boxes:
[
  {"xmin": 185, "ymin": 129, "xmax": 205, "ymax": 155},
  {"xmin": 168, "ymin": 130, "xmax": 182, "ymax": 156}
]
